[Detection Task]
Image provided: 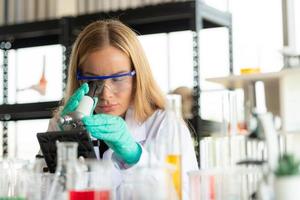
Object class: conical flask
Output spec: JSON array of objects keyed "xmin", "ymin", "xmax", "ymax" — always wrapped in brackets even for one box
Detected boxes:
[{"xmin": 47, "ymin": 142, "xmax": 80, "ymax": 200}]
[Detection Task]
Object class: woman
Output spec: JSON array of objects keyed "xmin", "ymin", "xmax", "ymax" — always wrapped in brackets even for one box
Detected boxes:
[{"xmin": 47, "ymin": 19, "xmax": 198, "ymax": 199}]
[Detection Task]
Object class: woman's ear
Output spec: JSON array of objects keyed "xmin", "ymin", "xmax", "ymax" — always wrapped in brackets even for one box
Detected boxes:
[
  {"xmin": 132, "ymin": 74, "xmax": 136, "ymax": 87},
  {"xmin": 130, "ymin": 77, "xmax": 137, "ymax": 104}
]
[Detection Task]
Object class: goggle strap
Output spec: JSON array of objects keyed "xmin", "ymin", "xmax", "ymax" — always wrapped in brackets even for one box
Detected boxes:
[{"xmin": 77, "ymin": 70, "xmax": 136, "ymax": 80}]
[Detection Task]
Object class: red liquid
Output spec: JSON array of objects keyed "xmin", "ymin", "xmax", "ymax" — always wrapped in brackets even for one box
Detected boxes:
[
  {"xmin": 69, "ymin": 190, "xmax": 94, "ymax": 200},
  {"xmin": 69, "ymin": 190, "xmax": 110, "ymax": 200},
  {"xmin": 94, "ymin": 190, "xmax": 110, "ymax": 200}
]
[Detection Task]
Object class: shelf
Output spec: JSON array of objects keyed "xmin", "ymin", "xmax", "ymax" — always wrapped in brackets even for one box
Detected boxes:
[
  {"xmin": 0, "ymin": 101, "xmax": 60, "ymax": 121},
  {"xmin": 207, "ymin": 68, "xmax": 300, "ymax": 132},
  {"xmin": 206, "ymin": 68, "xmax": 300, "ymax": 89},
  {"xmin": 74, "ymin": 1, "xmax": 196, "ymax": 35},
  {"xmin": 0, "ymin": 1, "xmax": 232, "ymax": 126},
  {"xmin": 0, "ymin": 1, "xmax": 232, "ymax": 49},
  {"xmin": 197, "ymin": 1, "xmax": 231, "ymax": 28},
  {"xmin": 0, "ymin": 19, "xmax": 62, "ymax": 49}
]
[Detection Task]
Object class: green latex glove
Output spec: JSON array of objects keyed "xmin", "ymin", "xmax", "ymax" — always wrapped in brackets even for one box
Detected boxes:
[
  {"xmin": 61, "ymin": 83, "xmax": 89, "ymax": 116},
  {"xmin": 82, "ymin": 114, "xmax": 142, "ymax": 165}
]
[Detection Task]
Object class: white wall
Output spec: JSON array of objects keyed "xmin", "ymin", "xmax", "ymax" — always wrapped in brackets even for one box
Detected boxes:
[{"xmin": 230, "ymin": 0, "xmax": 283, "ymax": 74}]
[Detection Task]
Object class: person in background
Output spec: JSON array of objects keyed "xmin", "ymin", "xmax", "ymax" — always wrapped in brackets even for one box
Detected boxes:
[
  {"xmin": 46, "ymin": 19, "xmax": 198, "ymax": 199},
  {"xmin": 172, "ymin": 86, "xmax": 194, "ymax": 120}
]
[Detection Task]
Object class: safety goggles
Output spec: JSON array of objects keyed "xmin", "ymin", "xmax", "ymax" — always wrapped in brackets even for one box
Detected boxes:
[{"xmin": 77, "ymin": 70, "xmax": 136, "ymax": 96}]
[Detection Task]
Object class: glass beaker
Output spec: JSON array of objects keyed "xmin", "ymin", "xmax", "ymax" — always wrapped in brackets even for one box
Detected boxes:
[
  {"xmin": 0, "ymin": 160, "xmax": 10, "ymax": 198},
  {"xmin": 0, "ymin": 158, "xmax": 41, "ymax": 200},
  {"xmin": 188, "ymin": 167, "xmax": 262, "ymax": 200},
  {"xmin": 222, "ymin": 91, "xmax": 238, "ymax": 136},
  {"xmin": 119, "ymin": 166, "xmax": 175, "ymax": 200},
  {"xmin": 68, "ymin": 159, "xmax": 113, "ymax": 200}
]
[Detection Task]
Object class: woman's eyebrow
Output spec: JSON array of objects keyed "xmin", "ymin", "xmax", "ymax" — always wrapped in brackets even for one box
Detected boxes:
[
  {"xmin": 112, "ymin": 70, "xmax": 129, "ymax": 75},
  {"xmin": 84, "ymin": 72, "xmax": 97, "ymax": 76}
]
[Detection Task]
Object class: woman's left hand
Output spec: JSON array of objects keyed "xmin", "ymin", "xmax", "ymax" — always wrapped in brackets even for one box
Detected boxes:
[{"xmin": 82, "ymin": 114, "xmax": 142, "ymax": 164}]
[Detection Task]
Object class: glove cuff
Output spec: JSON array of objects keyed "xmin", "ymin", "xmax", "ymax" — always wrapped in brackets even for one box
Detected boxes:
[{"xmin": 115, "ymin": 142, "xmax": 142, "ymax": 165}]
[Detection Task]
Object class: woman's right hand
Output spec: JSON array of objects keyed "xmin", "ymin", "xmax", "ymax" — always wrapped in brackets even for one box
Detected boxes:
[{"xmin": 61, "ymin": 83, "xmax": 89, "ymax": 117}]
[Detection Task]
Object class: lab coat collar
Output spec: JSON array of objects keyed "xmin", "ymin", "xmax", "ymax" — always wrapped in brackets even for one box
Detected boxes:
[{"xmin": 125, "ymin": 107, "xmax": 146, "ymax": 144}]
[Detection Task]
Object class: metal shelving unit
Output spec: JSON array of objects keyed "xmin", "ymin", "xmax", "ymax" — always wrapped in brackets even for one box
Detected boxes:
[
  {"xmin": 0, "ymin": 101, "xmax": 60, "ymax": 121},
  {"xmin": 0, "ymin": 1, "xmax": 232, "ymax": 157},
  {"xmin": 0, "ymin": 1, "xmax": 231, "ymax": 47},
  {"xmin": 0, "ymin": 41, "xmax": 10, "ymax": 157},
  {"xmin": 192, "ymin": 1, "xmax": 232, "ymax": 140}
]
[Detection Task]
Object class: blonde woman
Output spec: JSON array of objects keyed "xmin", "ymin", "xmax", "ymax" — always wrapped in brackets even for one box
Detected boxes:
[{"xmin": 46, "ymin": 19, "xmax": 198, "ymax": 199}]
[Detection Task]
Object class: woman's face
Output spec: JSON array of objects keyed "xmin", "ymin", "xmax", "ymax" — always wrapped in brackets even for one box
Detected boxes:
[{"xmin": 81, "ymin": 46, "xmax": 133, "ymax": 117}]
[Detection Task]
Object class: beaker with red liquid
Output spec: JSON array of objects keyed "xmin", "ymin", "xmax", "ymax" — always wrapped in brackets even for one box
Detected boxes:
[{"xmin": 69, "ymin": 189, "xmax": 111, "ymax": 200}]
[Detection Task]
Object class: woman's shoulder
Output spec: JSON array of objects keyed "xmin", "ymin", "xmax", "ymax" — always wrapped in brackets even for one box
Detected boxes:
[
  {"xmin": 146, "ymin": 109, "xmax": 166, "ymax": 122},
  {"xmin": 153, "ymin": 109, "xmax": 184, "ymax": 120},
  {"xmin": 145, "ymin": 109, "xmax": 185, "ymax": 126}
]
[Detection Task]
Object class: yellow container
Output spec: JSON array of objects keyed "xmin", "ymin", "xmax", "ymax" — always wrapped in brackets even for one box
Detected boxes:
[
  {"xmin": 240, "ymin": 67, "xmax": 261, "ymax": 74},
  {"xmin": 166, "ymin": 154, "xmax": 182, "ymax": 200}
]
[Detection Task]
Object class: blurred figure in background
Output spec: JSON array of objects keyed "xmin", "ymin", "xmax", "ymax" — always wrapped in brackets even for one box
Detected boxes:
[{"xmin": 172, "ymin": 86, "xmax": 193, "ymax": 120}]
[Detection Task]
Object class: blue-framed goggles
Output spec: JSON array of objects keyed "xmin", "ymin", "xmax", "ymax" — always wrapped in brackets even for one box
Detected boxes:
[
  {"xmin": 77, "ymin": 70, "xmax": 136, "ymax": 96},
  {"xmin": 77, "ymin": 70, "xmax": 136, "ymax": 80}
]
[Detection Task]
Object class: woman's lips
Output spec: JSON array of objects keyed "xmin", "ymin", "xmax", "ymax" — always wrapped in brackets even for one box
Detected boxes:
[{"xmin": 99, "ymin": 104, "xmax": 118, "ymax": 112}]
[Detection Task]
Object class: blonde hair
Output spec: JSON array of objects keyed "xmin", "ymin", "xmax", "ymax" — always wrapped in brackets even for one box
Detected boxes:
[{"xmin": 61, "ymin": 19, "xmax": 166, "ymax": 122}]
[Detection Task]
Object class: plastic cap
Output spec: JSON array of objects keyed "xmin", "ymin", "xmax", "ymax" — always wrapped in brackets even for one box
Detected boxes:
[{"xmin": 76, "ymin": 96, "xmax": 94, "ymax": 116}]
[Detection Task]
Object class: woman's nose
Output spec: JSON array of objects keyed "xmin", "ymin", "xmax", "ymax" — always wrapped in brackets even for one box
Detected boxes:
[{"xmin": 100, "ymin": 84, "xmax": 114, "ymax": 99}]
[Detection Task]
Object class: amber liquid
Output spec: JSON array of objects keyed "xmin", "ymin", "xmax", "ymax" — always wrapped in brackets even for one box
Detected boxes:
[{"xmin": 166, "ymin": 154, "xmax": 182, "ymax": 200}]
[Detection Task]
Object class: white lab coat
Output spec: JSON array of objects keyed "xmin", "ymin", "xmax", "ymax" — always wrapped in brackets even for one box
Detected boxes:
[{"xmin": 47, "ymin": 107, "xmax": 198, "ymax": 199}]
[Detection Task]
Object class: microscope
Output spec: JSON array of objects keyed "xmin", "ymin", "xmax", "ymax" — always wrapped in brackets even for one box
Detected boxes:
[
  {"xmin": 37, "ymin": 81, "xmax": 104, "ymax": 172},
  {"xmin": 58, "ymin": 82, "xmax": 103, "ymax": 131},
  {"xmin": 238, "ymin": 81, "xmax": 280, "ymax": 200}
]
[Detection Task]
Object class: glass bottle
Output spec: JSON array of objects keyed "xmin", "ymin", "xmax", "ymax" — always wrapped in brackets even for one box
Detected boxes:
[
  {"xmin": 153, "ymin": 110, "xmax": 182, "ymax": 200},
  {"xmin": 165, "ymin": 112, "xmax": 182, "ymax": 200}
]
